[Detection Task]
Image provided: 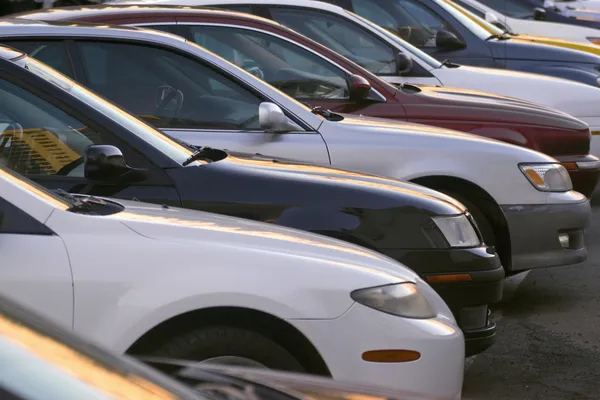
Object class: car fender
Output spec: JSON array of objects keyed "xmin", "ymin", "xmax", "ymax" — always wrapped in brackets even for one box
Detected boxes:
[{"xmin": 506, "ymin": 60, "xmax": 600, "ymax": 87}]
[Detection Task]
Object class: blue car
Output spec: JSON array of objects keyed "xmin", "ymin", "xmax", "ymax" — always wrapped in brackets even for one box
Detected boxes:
[{"xmin": 327, "ymin": 0, "xmax": 600, "ymax": 87}]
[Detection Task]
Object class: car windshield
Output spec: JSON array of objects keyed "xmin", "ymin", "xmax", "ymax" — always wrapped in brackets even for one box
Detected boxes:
[
  {"xmin": 347, "ymin": 10, "xmax": 443, "ymax": 69},
  {"xmin": 0, "ymin": 298, "xmax": 204, "ymax": 400},
  {"xmin": 10, "ymin": 54, "xmax": 203, "ymax": 167},
  {"xmin": 438, "ymin": 0, "xmax": 506, "ymax": 37},
  {"xmin": 474, "ymin": 0, "xmax": 538, "ymax": 18}
]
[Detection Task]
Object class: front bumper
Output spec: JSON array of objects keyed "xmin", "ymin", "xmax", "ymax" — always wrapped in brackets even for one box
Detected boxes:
[
  {"xmin": 387, "ymin": 246, "xmax": 504, "ymax": 356},
  {"xmin": 288, "ymin": 302, "xmax": 464, "ymax": 399},
  {"xmin": 554, "ymin": 154, "xmax": 600, "ymax": 197},
  {"xmin": 501, "ymin": 199, "xmax": 591, "ymax": 272}
]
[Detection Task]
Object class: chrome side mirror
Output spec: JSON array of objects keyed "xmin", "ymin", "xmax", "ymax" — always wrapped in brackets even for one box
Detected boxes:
[{"xmin": 259, "ymin": 102, "xmax": 302, "ymax": 133}]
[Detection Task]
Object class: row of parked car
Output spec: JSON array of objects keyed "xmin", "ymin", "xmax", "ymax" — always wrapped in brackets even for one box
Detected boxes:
[{"xmin": 1, "ymin": 0, "xmax": 600, "ymax": 399}]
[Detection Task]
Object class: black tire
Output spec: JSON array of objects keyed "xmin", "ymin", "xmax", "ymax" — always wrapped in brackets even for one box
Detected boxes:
[
  {"xmin": 148, "ymin": 326, "xmax": 306, "ymax": 372},
  {"xmin": 441, "ymin": 191, "xmax": 497, "ymax": 247}
]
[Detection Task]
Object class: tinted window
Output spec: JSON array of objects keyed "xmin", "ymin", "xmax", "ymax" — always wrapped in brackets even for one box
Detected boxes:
[
  {"xmin": 476, "ymin": 0, "xmax": 536, "ymax": 17},
  {"xmin": 269, "ymin": 7, "xmax": 398, "ymax": 75},
  {"xmin": 0, "ymin": 79, "xmax": 104, "ymax": 177},
  {"xmin": 350, "ymin": 0, "xmax": 461, "ymax": 47},
  {"xmin": 76, "ymin": 41, "xmax": 263, "ymax": 130},
  {"xmin": 143, "ymin": 24, "xmax": 178, "ymax": 34},
  {"xmin": 1, "ymin": 41, "xmax": 73, "ymax": 78},
  {"xmin": 188, "ymin": 25, "xmax": 350, "ymax": 100}
]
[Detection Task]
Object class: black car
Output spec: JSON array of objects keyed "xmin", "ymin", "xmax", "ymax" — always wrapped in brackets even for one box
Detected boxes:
[
  {"xmin": 0, "ymin": 44, "xmax": 503, "ymax": 355},
  {"xmin": 0, "ymin": 293, "xmax": 445, "ymax": 400}
]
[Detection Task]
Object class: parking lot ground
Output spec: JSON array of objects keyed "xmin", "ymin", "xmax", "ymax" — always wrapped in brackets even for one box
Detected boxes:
[{"xmin": 462, "ymin": 204, "xmax": 600, "ymax": 400}]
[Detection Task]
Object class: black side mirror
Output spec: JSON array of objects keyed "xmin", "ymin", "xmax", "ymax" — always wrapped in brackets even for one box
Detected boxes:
[
  {"xmin": 349, "ymin": 74, "xmax": 372, "ymax": 102},
  {"xmin": 435, "ymin": 30, "xmax": 466, "ymax": 51},
  {"xmin": 395, "ymin": 51, "xmax": 413, "ymax": 75},
  {"xmin": 533, "ymin": 7, "xmax": 546, "ymax": 20},
  {"xmin": 84, "ymin": 145, "xmax": 147, "ymax": 182}
]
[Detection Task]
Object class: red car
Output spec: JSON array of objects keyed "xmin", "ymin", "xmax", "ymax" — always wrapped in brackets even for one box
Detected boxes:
[{"xmin": 10, "ymin": 4, "xmax": 600, "ymax": 196}]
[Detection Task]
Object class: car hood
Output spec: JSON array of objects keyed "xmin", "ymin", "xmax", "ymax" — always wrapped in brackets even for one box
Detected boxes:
[
  {"xmin": 399, "ymin": 83, "xmax": 588, "ymax": 130},
  {"xmin": 212, "ymin": 152, "xmax": 466, "ymax": 215},
  {"xmin": 511, "ymin": 34, "xmax": 600, "ymax": 56},
  {"xmin": 500, "ymin": 36, "xmax": 600, "ymax": 63},
  {"xmin": 105, "ymin": 197, "xmax": 420, "ymax": 282},
  {"xmin": 434, "ymin": 64, "xmax": 600, "ymax": 119}
]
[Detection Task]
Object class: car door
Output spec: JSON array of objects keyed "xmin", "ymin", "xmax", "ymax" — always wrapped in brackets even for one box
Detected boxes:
[
  {"xmin": 71, "ymin": 39, "xmax": 329, "ymax": 164},
  {"xmin": 0, "ymin": 40, "xmax": 182, "ymax": 206},
  {"xmin": 338, "ymin": 0, "xmax": 497, "ymax": 67},
  {"xmin": 0, "ymin": 179, "xmax": 72, "ymax": 329}
]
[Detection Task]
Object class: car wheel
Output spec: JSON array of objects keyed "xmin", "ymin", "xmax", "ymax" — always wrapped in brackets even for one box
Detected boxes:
[{"xmin": 148, "ymin": 326, "xmax": 306, "ymax": 372}]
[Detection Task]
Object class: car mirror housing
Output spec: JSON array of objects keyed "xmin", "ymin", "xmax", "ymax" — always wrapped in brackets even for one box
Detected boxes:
[
  {"xmin": 435, "ymin": 30, "xmax": 467, "ymax": 51},
  {"xmin": 259, "ymin": 102, "xmax": 302, "ymax": 133},
  {"xmin": 84, "ymin": 144, "xmax": 147, "ymax": 182}
]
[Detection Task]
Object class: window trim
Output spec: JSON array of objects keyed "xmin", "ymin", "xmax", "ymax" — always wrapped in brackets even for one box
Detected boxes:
[{"xmin": 166, "ymin": 21, "xmax": 387, "ymax": 103}]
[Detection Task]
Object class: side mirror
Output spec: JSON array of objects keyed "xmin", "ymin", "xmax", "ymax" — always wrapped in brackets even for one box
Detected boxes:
[
  {"xmin": 533, "ymin": 7, "xmax": 547, "ymax": 20},
  {"xmin": 349, "ymin": 74, "xmax": 372, "ymax": 102},
  {"xmin": 395, "ymin": 51, "xmax": 413, "ymax": 75},
  {"xmin": 435, "ymin": 30, "xmax": 466, "ymax": 51},
  {"xmin": 84, "ymin": 145, "xmax": 148, "ymax": 182},
  {"xmin": 259, "ymin": 102, "xmax": 302, "ymax": 133}
]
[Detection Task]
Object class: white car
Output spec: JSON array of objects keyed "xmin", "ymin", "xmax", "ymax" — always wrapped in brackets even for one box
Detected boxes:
[
  {"xmin": 0, "ymin": 164, "xmax": 464, "ymax": 399},
  {"xmin": 548, "ymin": 0, "xmax": 600, "ymax": 19},
  {"xmin": 452, "ymin": 0, "xmax": 600, "ymax": 43},
  {"xmin": 107, "ymin": 0, "xmax": 600, "ymax": 163}
]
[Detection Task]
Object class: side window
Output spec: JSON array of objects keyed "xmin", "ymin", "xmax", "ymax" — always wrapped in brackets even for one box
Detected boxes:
[
  {"xmin": 75, "ymin": 41, "xmax": 264, "ymax": 131},
  {"xmin": 268, "ymin": 7, "xmax": 398, "ymax": 75},
  {"xmin": 0, "ymin": 199, "xmax": 52, "ymax": 235},
  {"xmin": 188, "ymin": 25, "xmax": 350, "ymax": 100},
  {"xmin": 0, "ymin": 79, "xmax": 105, "ymax": 177},
  {"xmin": 142, "ymin": 24, "xmax": 178, "ymax": 34},
  {"xmin": 477, "ymin": 0, "xmax": 535, "ymax": 17},
  {"xmin": 1, "ymin": 41, "xmax": 73, "ymax": 78},
  {"xmin": 350, "ymin": 0, "xmax": 461, "ymax": 48}
]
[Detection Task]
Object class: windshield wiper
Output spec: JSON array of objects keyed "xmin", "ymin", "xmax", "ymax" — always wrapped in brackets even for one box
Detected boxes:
[
  {"xmin": 54, "ymin": 189, "xmax": 107, "ymax": 212},
  {"xmin": 182, "ymin": 146, "xmax": 215, "ymax": 166},
  {"xmin": 439, "ymin": 59, "xmax": 460, "ymax": 68},
  {"xmin": 486, "ymin": 33, "xmax": 511, "ymax": 41}
]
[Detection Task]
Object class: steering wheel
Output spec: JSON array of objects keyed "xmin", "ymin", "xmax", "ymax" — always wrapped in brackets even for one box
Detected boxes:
[
  {"xmin": 156, "ymin": 85, "xmax": 184, "ymax": 118},
  {"xmin": 242, "ymin": 61, "xmax": 266, "ymax": 80}
]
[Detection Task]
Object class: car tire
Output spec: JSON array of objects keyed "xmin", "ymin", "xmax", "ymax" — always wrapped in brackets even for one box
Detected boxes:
[{"xmin": 148, "ymin": 326, "xmax": 306, "ymax": 372}]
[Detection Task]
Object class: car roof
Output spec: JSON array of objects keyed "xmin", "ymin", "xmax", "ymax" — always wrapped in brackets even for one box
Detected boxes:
[
  {"xmin": 101, "ymin": 0, "xmax": 346, "ymax": 13},
  {"xmin": 0, "ymin": 17, "xmax": 188, "ymax": 42},
  {"xmin": 10, "ymin": 3, "xmax": 283, "ymax": 27}
]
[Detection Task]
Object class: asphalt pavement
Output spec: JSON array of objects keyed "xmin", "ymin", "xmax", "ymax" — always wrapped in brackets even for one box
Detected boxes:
[{"xmin": 461, "ymin": 203, "xmax": 600, "ymax": 400}]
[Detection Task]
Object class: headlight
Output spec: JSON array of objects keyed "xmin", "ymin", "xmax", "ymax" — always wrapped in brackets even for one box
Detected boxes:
[
  {"xmin": 587, "ymin": 37, "xmax": 600, "ymax": 45},
  {"xmin": 519, "ymin": 163, "xmax": 573, "ymax": 192},
  {"xmin": 431, "ymin": 214, "xmax": 480, "ymax": 248},
  {"xmin": 351, "ymin": 283, "xmax": 437, "ymax": 319}
]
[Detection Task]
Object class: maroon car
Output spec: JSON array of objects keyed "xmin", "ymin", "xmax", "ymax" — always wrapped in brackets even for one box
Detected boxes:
[{"xmin": 8, "ymin": 4, "xmax": 600, "ymax": 196}]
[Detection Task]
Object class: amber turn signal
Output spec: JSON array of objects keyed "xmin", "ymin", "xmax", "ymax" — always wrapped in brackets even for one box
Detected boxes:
[
  {"xmin": 425, "ymin": 273, "xmax": 472, "ymax": 283},
  {"xmin": 362, "ymin": 350, "xmax": 421, "ymax": 363},
  {"xmin": 561, "ymin": 162, "xmax": 578, "ymax": 171}
]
